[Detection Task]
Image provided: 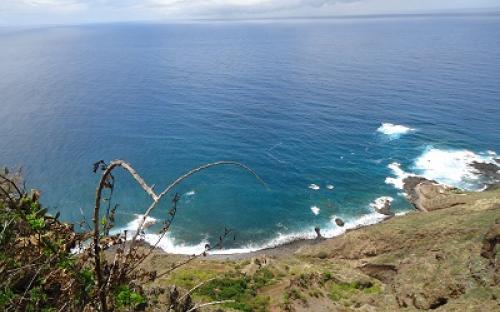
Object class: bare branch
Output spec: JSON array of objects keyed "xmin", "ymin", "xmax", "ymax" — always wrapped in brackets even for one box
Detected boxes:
[
  {"xmin": 0, "ymin": 173, "xmax": 23, "ymax": 197},
  {"xmin": 130, "ymin": 161, "xmax": 267, "ymax": 248},
  {"xmin": 92, "ymin": 160, "xmax": 161, "ymax": 312},
  {"xmin": 155, "ymin": 228, "xmax": 232, "ymax": 279},
  {"xmin": 187, "ymin": 300, "xmax": 235, "ymax": 312},
  {"xmin": 180, "ymin": 278, "xmax": 216, "ymax": 302},
  {"xmin": 92, "ymin": 159, "xmax": 265, "ymax": 311}
]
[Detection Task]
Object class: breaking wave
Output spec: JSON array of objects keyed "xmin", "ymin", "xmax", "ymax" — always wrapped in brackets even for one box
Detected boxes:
[
  {"xmin": 377, "ymin": 123, "xmax": 415, "ymax": 139},
  {"xmin": 134, "ymin": 211, "xmax": 393, "ymax": 255},
  {"xmin": 386, "ymin": 147, "xmax": 498, "ymax": 191}
]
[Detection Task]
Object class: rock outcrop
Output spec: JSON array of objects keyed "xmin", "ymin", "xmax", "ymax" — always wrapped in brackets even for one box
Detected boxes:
[{"xmin": 403, "ymin": 176, "xmax": 471, "ymax": 212}]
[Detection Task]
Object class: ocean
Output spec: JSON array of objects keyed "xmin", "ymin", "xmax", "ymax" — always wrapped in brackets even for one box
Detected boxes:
[{"xmin": 1, "ymin": 15, "xmax": 499, "ymax": 254}]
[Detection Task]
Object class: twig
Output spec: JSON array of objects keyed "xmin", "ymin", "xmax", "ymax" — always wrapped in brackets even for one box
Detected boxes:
[
  {"xmin": 0, "ymin": 173, "xmax": 23, "ymax": 197},
  {"xmin": 130, "ymin": 161, "xmax": 267, "ymax": 249},
  {"xmin": 156, "ymin": 228, "xmax": 232, "ymax": 279},
  {"xmin": 180, "ymin": 278, "xmax": 216, "ymax": 301},
  {"xmin": 92, "ymin": 160, "xmax": 266, "ymax": 311},
  {"xmin": 186, "ymin": 300, "xmax": 235, "ymax": 312}
]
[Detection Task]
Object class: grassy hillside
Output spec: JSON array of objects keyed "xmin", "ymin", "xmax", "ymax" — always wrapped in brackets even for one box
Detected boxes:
[
  {"xmin": 2, "ymin": 164, "xmax": 499, "ymax": 311},
  {"xmin": 145, "ymin": 187, "xmax": 500, "ymax": 311}
]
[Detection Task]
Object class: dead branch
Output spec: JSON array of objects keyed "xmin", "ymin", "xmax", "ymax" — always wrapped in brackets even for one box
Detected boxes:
[
  {"xmin": 129, "ymin": 160, "xmax": 267, "ymax": 250},
  {"xmin": 180, "ymin": 278, "xmax": 216, "ymax": 302},
  {"xmin": 186, "ymin": 300, "xmax": 235, "ymax": 312},
  {"xmin": 92, "ymin": 159, "xmax": 266, "ymax": 311}
]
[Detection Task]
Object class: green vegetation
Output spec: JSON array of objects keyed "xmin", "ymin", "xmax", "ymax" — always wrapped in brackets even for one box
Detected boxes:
[
  {"xmin": 114, "ymin": 286, "xmax": 146, "ymax": 310},
  {"xmin": 0, "ymin": 167, "xmax": 201, "ymax": 311},
  {"xmin": 0, "ymin": 161, "xmax": 267, "ymax": 311},
  {"xmin": 195, "ymin": 270, "xmax": 274, "ymax": 312},
  {"xmin": 2, "ymin": 163, "xmax": 499, "ymax": 311},
  {"xmin": 329, "ymin": 281, "xmax": 380, "ymax": 302}
]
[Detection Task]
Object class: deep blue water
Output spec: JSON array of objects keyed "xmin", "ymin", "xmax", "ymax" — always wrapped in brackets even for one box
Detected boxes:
[{"xmin": 1, "ymin": 15, "xmax": 499, "ymax": 253}]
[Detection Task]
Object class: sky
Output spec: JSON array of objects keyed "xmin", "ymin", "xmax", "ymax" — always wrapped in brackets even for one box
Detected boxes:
[{"xmin": 0, "ymin": 0, "xmax": 499, "ymax": 26}]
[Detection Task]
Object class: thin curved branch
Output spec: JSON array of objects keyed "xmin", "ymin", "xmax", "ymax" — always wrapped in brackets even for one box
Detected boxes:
[
  {"xmin": 92, "ymin": 159, "xmax": 266, "ymax": 306},
  {"xmin": 130, "ymin": 161, "xmax": 267, "ymax": 246},
  {"xmin": 187, "ymin": 300, "xmax": 235, "ymax": 312},
  {"xmin": 180, "ymin": 278, "xmax": 216, "ymax": 302},
  {"xmin": 0, "ymin": 185, "xmax": 14, "ymax": 205},
  {"xmin": 155, "ymin": 228, "xmax": 232, "ymax": 279},
  {"xmin": 0, "ymin": 174, "xmax": 23, "ymax": 197},
  {"xmin": 93, "ymin": 160, "xmax": 158, "ymax": 312}
]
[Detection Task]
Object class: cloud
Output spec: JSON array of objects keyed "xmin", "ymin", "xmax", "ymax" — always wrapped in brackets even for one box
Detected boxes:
[
  {"xmin": 0, "ymin": 0, "xmax": 499, "ymax": 25},
  {"xmin": 142, "ymin": 0, "xmax": 362, "ymax": 18},
  {"xmin": 1, "ymin": 0, "xmax": 87, "ymax": 13}
]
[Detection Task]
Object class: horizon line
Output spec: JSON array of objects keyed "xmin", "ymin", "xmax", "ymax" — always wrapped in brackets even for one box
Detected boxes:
[{"xmin": 1, "ymin": 8, "xmax": 500, "ymax": 29}]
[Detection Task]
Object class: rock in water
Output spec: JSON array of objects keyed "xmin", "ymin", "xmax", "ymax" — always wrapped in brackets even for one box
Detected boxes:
[
  {"xmin": 470, "ymin": 161, "xmax": 500, "ymax": 187},
  {"xmin": 370, "ymin": 197, "xmax": 394, "ymax": 216},
  {"xmin": 314, "ymin": 226, "xmax": 322, "ymax": 239},
  {"xmin": 335, "ymin": 218, "xmax": 345, "ymax": 227}
]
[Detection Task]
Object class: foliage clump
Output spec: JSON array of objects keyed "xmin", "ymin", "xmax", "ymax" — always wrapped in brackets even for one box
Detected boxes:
[
  {"xmin": 329, "ymin": 280, "xmax": 381, "ymax": 302},
  {"xmin": 0, "ymin": 160, "xmax": 264, "ymax": 311},
  {"xmin": 195, "ymin": 271, "xmax": 273, "ymax": 312},
  {"xmin": 0, "ymin": 170, "xmax": 96, "ymax": 311}
]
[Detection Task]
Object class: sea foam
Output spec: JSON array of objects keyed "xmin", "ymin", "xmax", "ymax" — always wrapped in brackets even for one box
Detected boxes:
[
  {"xmin": 369, "ymin": 196, "xmax": 394, "ymax": 211},
  {"xmin": 377, "ymin": 123, "xmax": 414, "ymax": 139},
  {"xmin": 104, "ymin": 209, "xmax": 396, "ymax": 256},
  {"xmin": 386, "ymin": 147, "xmax": 498, "ymax": 192},
  {"xmin": 385, "ymin": 162, "xmax": 413, "ymax": 190},
  {"xmin": 310, "ymin": 206, "xmax": 320, "ymax": 215},
  {"xmin": 413, "ymin": 148, "xmax": 497, "ymax": 190},
  {"xmin": 134, "ymin": 211, "xmax": 394, "ymax": 255},
  {"xmin": 308, "ymin": 184, "xmax": 320, "ymax": 190}
]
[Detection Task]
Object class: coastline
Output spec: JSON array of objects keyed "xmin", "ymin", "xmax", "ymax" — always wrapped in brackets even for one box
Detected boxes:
[
  {"xmin": 147, "ymin": 158, "xmax": 500, "ymax": 260},
  {"xmin": 142, "ymin": 177, "xmax": 500, "ymax": 311}
]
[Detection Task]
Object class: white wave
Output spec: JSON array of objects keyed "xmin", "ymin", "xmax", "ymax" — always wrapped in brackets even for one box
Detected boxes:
[
  {"xmin": 308, "ymin": 183, "xmax": 320, "ymax": 190},
  {"xmin": 322, "ymin": 212, "xmax": 389, "ymax": 237},
  {"xmin": 413, "ymin": 148, "xmax": 497, "ymax": 190},
  {"xmin": 110, "ymin": 214, "xmax": 158, "ymax": 236},
  {"xmin": 385, "ymin": 162, "xmax": 413, "ymax": 190},
  {"xmin": 385, "ymin": 147, "xmax": 498, "ymax": 192},
  {"xmin": 144, "ymin": 233, "xmax": 211, "ymax": 255},
  {"xmin": 310, "ymin": 206, "xmax": 320, "ymax": 215},
  {"xmin": 369, "ymin": 196, "xmax": 394, "ymax": 211},
  {"xmin": 127, "ymin": 214, "xmax": 157, "ymax": 230},
  {"xmin": 185, "ymin": 190, "xmax": 196, "ymax": 196},
  {"xmin": 326, "ymin": 184, "xmax": 335, "ymax": 190},
  {"xmin": 136, "ymin": 211, "xmax": 399, "ymax": 255},
  {"xmin": 377, "ymin": 123, "xmax": 414, "ymax": 139}
]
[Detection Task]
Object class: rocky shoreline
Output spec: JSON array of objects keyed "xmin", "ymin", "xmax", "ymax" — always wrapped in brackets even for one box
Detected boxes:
[
  {"xmin": 207, "ymin": 159, "xmax": 500, "ymax": 260},
  {"xmin": 141, "ymin": 160, "xmax": 500, "ymax": 311}
]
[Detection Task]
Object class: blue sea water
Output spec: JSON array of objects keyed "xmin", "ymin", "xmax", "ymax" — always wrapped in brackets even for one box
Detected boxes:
[{"xmin": 1, "ymin": 15, "xmax": 499, "ymax": 253}]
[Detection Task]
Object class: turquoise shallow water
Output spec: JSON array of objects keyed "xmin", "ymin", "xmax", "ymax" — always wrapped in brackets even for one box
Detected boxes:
[{"xmin": 0, "ymin": 15, "xmax": 499, "ymax": 253}]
